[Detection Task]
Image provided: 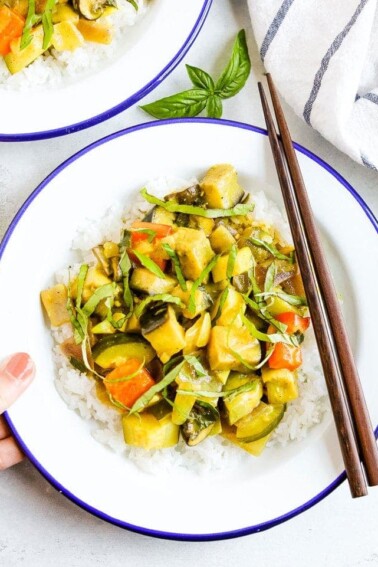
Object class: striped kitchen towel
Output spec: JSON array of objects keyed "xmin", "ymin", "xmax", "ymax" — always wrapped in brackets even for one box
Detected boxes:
[{"xmin": 248, "ymin": 0, "xmax": 378, "ymax": 170}]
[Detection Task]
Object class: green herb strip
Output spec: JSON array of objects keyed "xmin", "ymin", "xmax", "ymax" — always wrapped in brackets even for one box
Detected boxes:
[
  {"xmin": 188, "ymin": 254, "xmax": 220, "ymax": 314},
  {"xmin": 119, "ymin": 248, "xmax": 133, "ymax": 312},
  {"xmin": 177, "ymin": 381, "xmax": 259, "ymax": 401},
  {"xmin": 264, "ymin": 261, "xmax": 277, "ymax": 293},
  {"xmin": 243, "ymin": 295, "xmax": 288, "ymax": 333},
  {"xmin": 129, "ymin": 360, "xmax": 186, "ymax": 415},
  {"xmin": 76, "ymin": 264, "xmax": 88, "ymax": 309},
  {"xmin": 257, "ymin": 290, "xmax": 308, "ymax": 307},
  {"xmin": 129, "ymin": 228, "xmax": 157, "ymax": 243},
  {"xmin": 140, "ymin": 188, "xmax": 254, "ymax": 218},
  {"xmin": 214, "ymin": 286, "xmax": 229, "ymax": 320},
  {"xmin": 226, "ymin": 244, "xmax": 238, "ymax": 279},
  {"xmin": 162, "ymin": 243, "xmax": 187, "ymax": 290},
  {"xmin": 185, "ymin": 64, "xmax": 215, "ymax": 91},
  {"xmin": 134, "ymin": 294, "xmax": 184, "ymax": 319},
  {"xmin": 242, "ymin": 315, "xmax": 301, "ymax": 347},
  {"xmin": 42, "ymin": 0, "xmax": 56, "ymax": 49},
  {"xmin": 81, "ymin": 283, "xmax": 117, "ymax": 318},
  {"xmin": 126, "ymin": 0, "xmax": 138, "ymax": 11},
  {"xmin": 103, "ymin": 359, "xmax": 145, "ymax": 384},
  {"xmin": 184, "ymin": 355, "xmax": 208, "ymax": 378},
  {"xmin": 132, "ymin": 249, "xmax": 166, "ymax": 279},
  {"xmin": 248, "ymin": 237, "xmax": 294, "ymax": 262},
  {"xmin": 20, "ymin": 0, "xmax": 40, "ymax": 49}
]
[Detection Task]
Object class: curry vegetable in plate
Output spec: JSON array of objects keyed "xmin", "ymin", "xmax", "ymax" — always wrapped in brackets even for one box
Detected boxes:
[
  {"xmin": 0, "ymin": 0, "xmax": 142, "ymax": 75},
  {"xmin": 41, "ymin": 164, "xmax": 314, "ymax": 456}
]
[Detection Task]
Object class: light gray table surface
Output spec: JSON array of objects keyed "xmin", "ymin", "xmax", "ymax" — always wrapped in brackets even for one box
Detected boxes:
[{"xmin": 1, "ymin": 1, "xmax": 377, "ymax": 566}]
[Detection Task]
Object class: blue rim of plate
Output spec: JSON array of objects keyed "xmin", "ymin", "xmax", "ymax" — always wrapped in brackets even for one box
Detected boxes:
[
  {"xmin": 2, "ymin": 118, "xmax": 377, "ymax": 541},
  {"xmin": 0, "ymin": 0, "xmax": 212, "ymax": 142}
]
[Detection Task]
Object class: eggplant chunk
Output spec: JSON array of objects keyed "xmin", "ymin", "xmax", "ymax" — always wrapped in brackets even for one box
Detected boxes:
[
  {"xmin": 181, "ymin": 401, "xmax": 219, "ymax": 446},
  {"xmin": 130, "ymin": 267, "xmax": 176, "ymax": 295},
  {"xmin": 262, "ymin": 367, "xmax": 299, "ymax": 404},
  {"xmin": 166, "ymin": 227, "xmax": 214, "ymax": 281},
  {"xmin": 200, "ymin": 164, "xmax": 244, "ymax": 209}
]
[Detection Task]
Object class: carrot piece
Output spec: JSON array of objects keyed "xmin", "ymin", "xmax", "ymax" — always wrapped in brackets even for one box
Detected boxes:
[
  {"xmin": 104, "ymin": 358, "xmax": 155, "ymax": 409},
  {"xmin": 274, "ymin": 312, "xmax": 310, "ymax": 334},
  {"xmin": 0, "ymin": 6, "xmax": 24, "ymax": 55},
  {"xmin": 268, "ymin": 342, "xmax": 302, "ymax": 371},
  {"xmin": 130, "ymin": 221, "xmax": 172, "ymax": 247}
]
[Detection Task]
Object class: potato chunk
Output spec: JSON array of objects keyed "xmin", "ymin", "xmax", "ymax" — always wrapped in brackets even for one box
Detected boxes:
[
  {"xmin": 211, "ymin": 285, "xmax": 245, "ymax": 326},
  {"xmin": 200, "ymin": 164, "xmax": 244, "ymax": 209},
  {"xmin": 207, "ymin": 325, "xmax": 261, "ymax": 371},
  {"xmin": 41, "ymin": 284, "xmax": 70, "ymax": 327},
  {"xmin": 209, "ymin": 224, "xmax": 236, "ymax": 253}
]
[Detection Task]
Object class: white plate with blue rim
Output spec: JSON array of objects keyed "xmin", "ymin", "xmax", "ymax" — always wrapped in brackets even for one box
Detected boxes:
[
  {"xmin": 0, "ymin": 0, "xmax": 212, "ymax": 141},
  {"xmin": 1, "ymin": 118, "xmax": 377, "ymax": 540}
]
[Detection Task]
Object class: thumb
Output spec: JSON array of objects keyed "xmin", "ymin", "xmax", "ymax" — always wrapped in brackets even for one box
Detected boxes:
[{"xmin": 0, "ymin": 353, "xmax": 35, "ymax": 414}]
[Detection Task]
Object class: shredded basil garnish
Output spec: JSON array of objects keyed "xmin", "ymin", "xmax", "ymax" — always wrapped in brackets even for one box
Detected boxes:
[
  {"xmin": 242, "ymin": 295, "xmax": 288, "ymax": 333},
  {"xmin": 162, "ymin": 243, "xmax": 187, "ymax": 290},
  {"xmin": 242, "ymin": 315, "xmax": 301, "ymax": 347},
  {"xmin": 184, "ymin": 355, "xmax": 208, "ymax": 378},
  {"xmin": 226, "ymin": 244, "xmax": 237, "ymax": 279},
  {"xmin": 130, "ymin": 228, "xmax": 157, "ymax": 242},
  {"xmin": 140, "ymin": 188, "xmax": 254, "ymax": 218},
  {"xmin": 248, "ymin": 237, "xmax": 294, "ymax": 262},
  {"xmin": 188, "ymin": 254, "xmax": 220, "ymax": 314},
  {"xmin": 119, "ymin": 247, "xmax": 133, "ymax": 312},
  {"xmin": 132, "ymin": 249, "xmax": 166, "ymax": 279},
  {"xmin": 264, "ymin": 261, "xmax": 277, "ymax": 293},
  {"xmin": 257, "ymin": 290, "xmax": 308, "ymax": 307},
  {"xmin": 41, "ymin": 0, "xmax": 56, "ymax": 49},
  {"xmin": 20, "ymin": 0, "xmax": 40, "ymax": 49},
  {"xmin": 214, "ymin": 286, "xmax": 229, "ymax": 320},
  {"xmin": 104, "ymin": 359, "xmax": 145, "ymax": 384}
]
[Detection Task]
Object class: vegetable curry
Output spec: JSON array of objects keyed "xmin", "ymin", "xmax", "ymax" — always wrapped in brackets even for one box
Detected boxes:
[
  {"xmin": 0, "ymin": 0, "xmax": 138, "ymax": 74},
  {"xmin": 41, "ymin": 164, "xmax": 311, "ymax": 456}
]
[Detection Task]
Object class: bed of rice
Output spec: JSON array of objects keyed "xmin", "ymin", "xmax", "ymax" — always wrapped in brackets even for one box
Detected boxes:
[
  {"xmin": 0, "ymin": 0, "xmax": 146, "ymax": 89},
  {"xmin": 50, "ymin": 176, "xmax": 330, "ymax": 475}
]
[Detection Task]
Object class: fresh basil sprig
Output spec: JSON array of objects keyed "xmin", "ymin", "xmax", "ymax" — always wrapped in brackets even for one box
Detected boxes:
[{"xmin": 140, "ymin": 30, "xmax": 251, "ymax": 119}]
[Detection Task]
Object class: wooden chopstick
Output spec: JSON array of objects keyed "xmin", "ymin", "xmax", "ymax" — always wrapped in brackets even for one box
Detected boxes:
[
  {"xmin": 265, "ymin": 73, "xmax": 378, "ymax": 490},
  {"xmin": 258, "ymin": 77, "xmax": 378, "ymax": 497}
]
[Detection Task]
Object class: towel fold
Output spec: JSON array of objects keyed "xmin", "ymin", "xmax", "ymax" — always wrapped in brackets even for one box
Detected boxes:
[{"xmin": 248, "ymin": 0, "xmax": 378, "ymax": 170}]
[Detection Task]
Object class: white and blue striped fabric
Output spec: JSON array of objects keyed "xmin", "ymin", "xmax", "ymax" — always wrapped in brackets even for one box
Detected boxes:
[{"xmin": 248, "ymin": 0, "xmax": 378, "ymax": 170}]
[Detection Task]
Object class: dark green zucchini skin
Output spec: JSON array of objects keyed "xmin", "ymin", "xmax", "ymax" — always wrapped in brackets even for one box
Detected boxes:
[
  {"xmin": 92, "ymin": 333, "xmax": 148, "ymax": 358},
  {"xmin": 181, "ymin": 401, "xmax": 219, "ymax": 446}
]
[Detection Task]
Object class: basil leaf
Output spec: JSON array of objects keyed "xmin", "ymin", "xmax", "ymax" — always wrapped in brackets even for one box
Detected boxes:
[
  {"xmin": 20, "ymin": 0, "xmax": 41, "ymax": 50},
  {"xmin": 258, "ymin": 290, "xmax": 307, "ymax": 307},
  {"xmin": 215, "ymin": 29, "xmax": 251, "ymax": 99},
  {"xmin": 130, "ymin": 228, "xmax": 157, "ymax": 242},
  {"xmin": 214, "ymin": 286, "xmax": 229, "ymax": 320},
  {"xmin": 242, "ymin": 315, "xmax": 294, "ymax": 346},
  {"xmin": 42, "ymin": 0, "xmax": 56, "ymax": 49},
  {"xmin": 132, "ymin": 250, "xmax": 166, "ymax": 279},
  {"xmin": 129, "ymin": 360, "xmax": 186, "ymax": 414},
  {"xmin": 264, "ymin": 261, "xmax": 277, "ymax": 293},
  {"xmin": 140, "ymin": 89, "xmax": 208, "ymax": 119},
  {"xmin": 248, "ymin": 237, "xmax": 294, "ymax": 262},
  {"xmin": 188, "ymin": 255, "xmax": 219, "ymax": 314},
  {"xmin": 226, "ymin": 244, "xmax": 237, "ymax": 279},
  {"xmin": 134, "ymin": 294, "xmax": 184, "ymax": 318},
  {"xmin": 126, "ymin": 0, "xmax": 138, "ymax": 10},
  {"xmin": 76, "ymin": 264, "xmax": 88, "ymax": 309},
  {"xmin": 207, "ymin": 95, "xmax": 223, "ymax": 118},
  {"xmin": 184, "ymin": 355, "xmax": 208, "ymax": 377},
  {"xmin": 82, "ymin": 283, "xmax": 117, "ymax": 318},
  {"xmin": 186, "ymin": 64, "xmax": 214, "ymax": 91},
  {"xmin": 162, "ymin": 243, "xmax": 187, "ymax": 291},
  {"xmin": 140, "ymin": 188, "xmax": 254, "ymax": 218}
]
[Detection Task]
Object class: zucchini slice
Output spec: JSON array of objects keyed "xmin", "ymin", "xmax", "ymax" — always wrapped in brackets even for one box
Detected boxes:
[
  {"xmin": 92, "ymin": 333, "xmax": 155, "ymax": 369},
  {"xmin": 236, "ymin": 402, "xmax": 285, "ymax": 442}
]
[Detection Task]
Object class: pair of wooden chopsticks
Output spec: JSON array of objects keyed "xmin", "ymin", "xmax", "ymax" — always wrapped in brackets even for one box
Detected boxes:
[{"xmin": 258, "ymin": 74, "xmax": 378, "ymax": 498}]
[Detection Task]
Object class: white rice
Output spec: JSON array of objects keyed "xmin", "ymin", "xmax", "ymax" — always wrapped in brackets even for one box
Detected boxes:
[
  {"xmin": 0, "ymin": 0, "xmax": 146, "ymax": 89},
  {"xmin": 51, "ymin": 177, "xmax": 330, "ymax": 475}
]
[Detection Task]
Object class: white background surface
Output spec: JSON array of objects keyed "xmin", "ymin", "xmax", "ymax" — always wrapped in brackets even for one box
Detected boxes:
[{"xmin": 0, "ymin": 1, "xmax": 377, "ymax": 565}]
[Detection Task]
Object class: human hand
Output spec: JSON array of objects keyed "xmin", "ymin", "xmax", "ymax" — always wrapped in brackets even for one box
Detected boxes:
[{"xmin": 0, "ymin": 353, "xmax": 35, "ymax": 470}]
